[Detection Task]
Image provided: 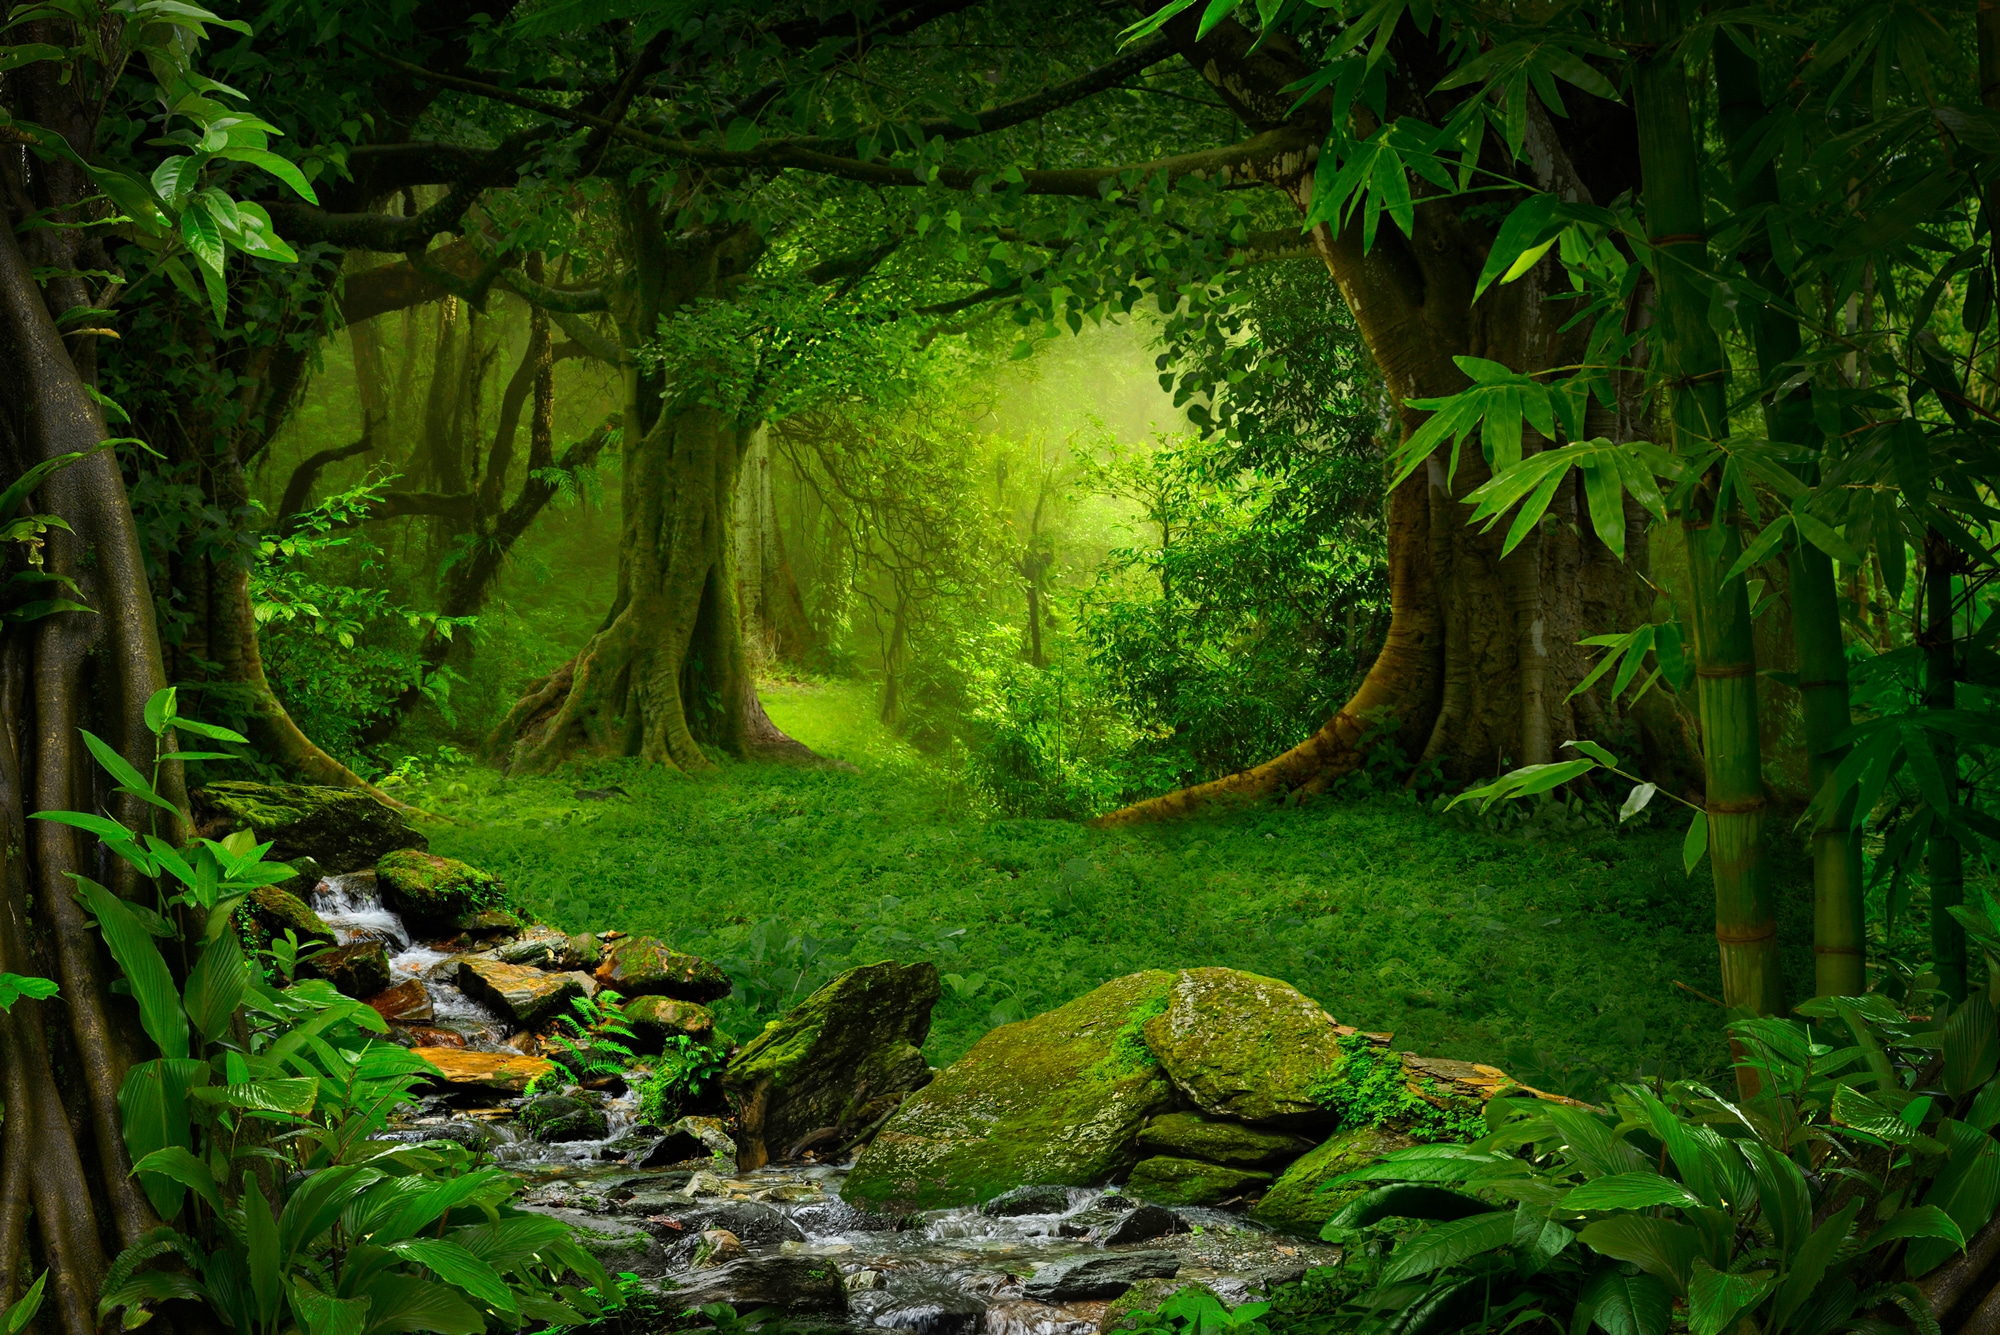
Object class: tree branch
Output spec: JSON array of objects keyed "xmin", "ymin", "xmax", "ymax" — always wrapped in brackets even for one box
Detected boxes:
[
  {"xmin": 277, "ymin": 434, "xmax": 375, "ymax": 529},
  {"xmin": 267, "ymin": 125, "xmax": 552, "ymax": 250}
]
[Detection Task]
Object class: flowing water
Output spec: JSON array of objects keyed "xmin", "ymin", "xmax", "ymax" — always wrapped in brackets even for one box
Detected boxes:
[{"xmin": 335, "ymin": 881, "xmax": 1338, "ymax": 1331}]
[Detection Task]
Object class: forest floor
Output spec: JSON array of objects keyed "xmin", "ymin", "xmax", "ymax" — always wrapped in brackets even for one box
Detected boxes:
[{"xmin": 407, "ymin": 681, "xmax": 1771, "ymax": 1100}]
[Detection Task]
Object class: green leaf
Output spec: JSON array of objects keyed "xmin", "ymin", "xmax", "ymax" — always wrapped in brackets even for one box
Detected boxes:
[
  {"xmin": 143, "ymin": 686, "xmax": 177, "ymax": 736},
  {"xmin": 130, "ymin": 1146, "xmax": 223, "ymax": 1215},
  {"xmin": 389, "ymin": 1239, "xmax": 518, "ymax": 1313},
  {"xmin": 1326, "ymin": 1185, "xmax": 1498, "ymax": 1230},
  {"xmin": 1686, "ymin": 1258, "xmax": 1773, "ymax": 1335},
  {"xmin": 1577, "ymin": 1266, "xmax": 1672, "ymax": 1335},
  {"xmin": 1944, "ymin": 995, "xmax": 2000, "ymax": 1098},
  {"xmin": 213, "ymin": 147, "xmax": 317, "ymax": 202},
  {"xmin": 188, "ymin": 1077, "xmax": 319, "ymax": 1116},
  {"xmin": 1683, "ymin": 809, "xmax": 1709, "ymax": 875},
  {"xmin": 0, "ymin": 972, "xmax": 58, "ymax": 1010},
  {"xmin": 1866, "ymin": 1204, "xmax": 1966, "ymax": 1251},
  {"xmin": 1619, "ymin": 783, "xmax": 1658, "ymax": 822},
  {"xmin": 289, "ymin": 1278, "xmax": 370, "ymax": 1335},
  {"xmin": 74, "ymin": 875, "xmax": 186, "ymax": 1058},
  {"xmin": 1566, "ymin": 739, "xmax": 1618, "ymax": 768},
  {"xmin": 243, "ymin": 1176, "xmax": 282, "ymax": 1328},
  {"xmin": 182, "ymin": 931, "xmax": 247, "ymax": 1043},
  {"xmin": 1564, "ymin": 1171, "xmax": 1704, "ymax": 1212},
  {"xmin": 78, "ymin": 728, "xmax": 179, "ymax": 817},
  {"xmin": 1380, "ymin": 1211, "xmax": 1517, "ymax": 1282},
  {"xmin": 0, "ymin": 43, "xmax": 64, "ymax": 73},
  {"xmin": 352, "ymin": 1274, "xmax": 486, "ymax": 1335},
  {"xmin": 0, "ymin": 450, "xmax": 92, "ymax": 520},
  {"xmin": 170, "ymin": 717, "xmax": 250, "ymax": 743},
  {"xmin": 118, "ymin": 1058, "xmax": 208, "ymax": 1218},
  {"xmin": 1577, "ymin": 1215, "xmax": 1705, "ymax": 1296},
  {"xmin": 2, "ymin": 1272, "xmax": 47, "ymax": 1335}
]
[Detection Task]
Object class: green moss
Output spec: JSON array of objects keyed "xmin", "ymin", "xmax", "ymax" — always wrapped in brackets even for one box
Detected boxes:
[
  {"xmin": 1106, "ymin": 993, "xmax": 1168, "ymax": 1074},
  {"xmin": 1309, "ymin": 1035, "xmax": 1485, "ymax": 1142},
  {"xmin": 843, "ymin": 970, "xmax": 1177, "ymax": 1211},
  {"xmin": 1124, "ymin": 1155, "xmax": 1271, "ymax": 1206},
  {"xmin": 378, "ymin": 849, "xmax": 509, "ymax": 930},
  {"xmin": 1135, "ymin": 1113, "xmax": 1312, "ymax": 1169},
  {"xmin": 1250, "ymin": 1124, "xmax": 1415, "ymax": 1237}
]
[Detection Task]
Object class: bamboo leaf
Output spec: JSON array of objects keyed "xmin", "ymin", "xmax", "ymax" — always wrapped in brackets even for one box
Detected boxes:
[
  {"xmin": 1683, "ymin": 810, "xmax": 1709, "ymax": 875},
  {"xmin": 1619, "ymin": 783, "xmax": 1658, "ymax": 822}
]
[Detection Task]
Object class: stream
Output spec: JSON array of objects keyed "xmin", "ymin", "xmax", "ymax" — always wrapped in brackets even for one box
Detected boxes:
[{"xmin": 308, "ymin": 877, "xmax": 1342, "ymax": 1333}]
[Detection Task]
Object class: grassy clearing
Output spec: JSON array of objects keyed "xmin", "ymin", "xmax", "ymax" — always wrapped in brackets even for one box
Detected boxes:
[{"xmin": 409, "ymin": 681, "xmax": 1771, "ymax": 1099}]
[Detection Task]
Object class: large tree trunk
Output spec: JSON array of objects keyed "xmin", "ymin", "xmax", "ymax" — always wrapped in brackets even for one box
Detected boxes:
[
  {"xmin": 492, "ymin": 203, "xmax": 817, "ymax": 772},
  {"xmin": 1098, "ymin": 17, "xmax": 1685, "ymax": 823}
]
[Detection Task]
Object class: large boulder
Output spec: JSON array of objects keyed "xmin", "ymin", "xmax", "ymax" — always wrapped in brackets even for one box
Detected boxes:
[
  {"xmin": 1024, "ymin": 1252, "xmax": 1180, "ymax": 1303},
  {"xmin": 1249, "ymin": 1124, "xmax": 1416, "ymax": 1237},
  {"xmin": 301, "ymin": 940, "xmax": 391, "ymax": 998},
  {"xmin": 377, "ymin": 850, "xmax": 506, "ymax": 934},
  {"xmin": 624, "ymin": 996, "xmax": 717, "ymax": 1053},
  {"xmin": 593, "ymin": 936, "xmax": 731, "ymax": 1002},
  {"xmin": 411, "ymin": 1048, "xmax": 554, "ymax": 1094},
  {"xmin": 725, "ymin": 960, "xmax": 940, "ymax": 1170},
  {"xmin": 520, "ymin": 1092, "xmax": 609, "ymax": 1142},
  {"xmin": 193, "ymin": 781, "xmax": 424, "ymax": 874},
  {"xmin": 457, "ymin": 957, "xmax": 592, "ymax": 1028},
  {"xmin": 1124, "ymin": 1156, "xmax": 1271, "ymax": 1207},
  {"xmin": 246, "ymin": 885, "xmax": 336, "ymax": 949},
  {"xmin": 1134, "ymin": 1113, "xmax": 1314, "ymax": 1169},
  {"xmin": 1141, "ymin": 968, "xmax": 1349, "ymax": 1129},
  {"xmin": 365, "ymin": 978, "xmax": 433, "ymax": 1024},
  {"xmin": 843, "ymin": 971, "xmax": 1178, "ymax": 1212}
]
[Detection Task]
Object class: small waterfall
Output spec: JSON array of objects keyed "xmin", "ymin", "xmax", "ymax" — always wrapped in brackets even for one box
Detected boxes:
[{"xmin": 313, "ymin": 872, "xmax": 410, "ymax": 949}]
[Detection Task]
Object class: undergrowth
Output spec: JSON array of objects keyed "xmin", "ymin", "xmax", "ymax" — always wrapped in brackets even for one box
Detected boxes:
[
  {"xmin": 404, "ymin": 682, "xmax": 1788, "ymax": 1101},
  {"xmin": 1310, "ymin": 1034, "xmax": 1485, "ymax": 1142}
]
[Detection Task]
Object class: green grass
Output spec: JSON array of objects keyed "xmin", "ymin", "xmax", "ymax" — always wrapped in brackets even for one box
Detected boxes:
[{"xmin": 408, "ymin": 681, "xmax": 1756, "ymax": 1099}]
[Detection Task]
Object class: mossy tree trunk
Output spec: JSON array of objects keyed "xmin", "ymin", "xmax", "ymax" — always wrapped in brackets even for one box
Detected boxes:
[
  {"xmin": 492, "ymin": 195, "xmax": 816, "ymax": 772},
  {"xmin": 1099, "ymin": 17, "xmax": 1692, "ymax": 823}
]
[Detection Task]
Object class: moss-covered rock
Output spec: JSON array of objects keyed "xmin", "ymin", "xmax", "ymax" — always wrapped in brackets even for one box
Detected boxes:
[
  {"xmin": 725, "ymin": 961, "xmax": 939, "ymax": 1170},
  {"xmin": 625, "ymin": 995, "xmax": 718, "ymax": 1053},
  {"xmin": 1124, "ymin": 1156, "xmax": 1271, "ymax": 1207},
  {"xmin": 377, "ymin": 850, "xmax": 505, "ymax": 933},
  {"xmin": 1135, "ymin": 1112, "xmax": 1314, "ymax": 1169},
  {"xmin": 193, "ymin": 782, "xmax": 425, "ymax": 874},
  {"xmin": 594, "ymin": 936, "xmax": 731, "ymax": 1002},
  {"xmin": 246, "ymin": 885, "xmax": 336, "ymax": 949},
  {"xmin": 568, "ymin": 933, "xmax": 603, "ymax": 971},
  {"xmin": 301, "ymin": 940, "xmax": 391, "ymax": 998},
  {"xmin": 458, "ymin": 958, "xmax": 592, "ymax": 1028},
  {"xmin": 843, "ymin": 971, "xmax": 1177, "ymax": 1212},
  {"xmin": 519, "ymin": 1091, "xmax": 609, "ymax": 1142},
  {"xmin": 1249, "ymin": 1124, "xmax": 1415, "ymax": 1237},
  {"xmin": 1141, "ymin": 968, "xmax": 1347, "ymax": 1129}
]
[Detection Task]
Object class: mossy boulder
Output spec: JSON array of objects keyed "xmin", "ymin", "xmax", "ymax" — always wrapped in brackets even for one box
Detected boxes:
[
  {"xmin": 1249, "ymin": 1124, "xmax": 1416, "ymax": 1237},
  {"xmin": 301, "ymin": 940, "xmax": 391, "ymax": 998},
  {"xmin": 1142, "ymin": 968, "xmax": 1348, "ymax": 1129},
  {"xmin": 457, "ymin": 957, "xmax": 590, "ymax": 1028},
  {"xmin": 625, "ymin": 996, "xmax": 718, "ymax": 1053},
  {"xmin": 246, "ymin": 885, "xmax": 336, "ymax": 949},
  {"xmin": 725, "ymin": 960, "xmax": 940, "ymax": 1170},
  {"xmin": 843, "ymin": 970, "xmax": 1178, "ymax": 1212},
  {"xmin": 519, "ymin": 1091, "xmax": 609, "ymax": 1142},
  {"xmin": 1124, "ymin": 1156, "xmax": 1271, "ymax": 1207},
  {"xmin": 377, "ymin": 850, "xmax": 504, "ymax": 933},
  {"xmin": 193, "ymin": 781, "xmax": 424, "ymax": 874},
  {"xmin": 594, "ymin": 936, "xmax": 731, "ymax": 1002},
  {"xmin": 1135, "ymin": 1112, "xmax": 1314, "ymax": 1169}
]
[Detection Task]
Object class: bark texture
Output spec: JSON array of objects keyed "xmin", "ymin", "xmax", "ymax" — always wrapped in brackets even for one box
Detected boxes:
[{"xmin": 1097, "ymin": 16, "xmax": 1680, "ymax": 824}]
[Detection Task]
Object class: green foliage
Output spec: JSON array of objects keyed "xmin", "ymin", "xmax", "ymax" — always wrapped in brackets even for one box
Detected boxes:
[
  {"xmin": 33, "ymin": 690, "xmax": 604, "ymax": 1335},
  {"xmin": 637, "ymin": 1036, "xmax": 727, "ymax": 1127},
  {"xmin": 0, "ymin": 973, "xmax": 57, "ymax": 1011},
  {"xmin": 1, "ymin": 452, "xmax": 99, "ymax": 624},
  {"xmin": 547, "ymin": 990, "xmax": 639, "ymax": 1084},
  {"xmin": 398, "ymin": 691, "xmax": 1748, "ymax": 1097},
  {"xmin": 1310, "ymin": 1036, "xmax": 1486, "ymax": 1143}
]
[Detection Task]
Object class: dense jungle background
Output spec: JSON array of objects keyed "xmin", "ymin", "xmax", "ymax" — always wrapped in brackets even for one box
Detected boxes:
[{"xmin": 16, "ymin": 0, "xmax": 2000, "ymax": 1331}]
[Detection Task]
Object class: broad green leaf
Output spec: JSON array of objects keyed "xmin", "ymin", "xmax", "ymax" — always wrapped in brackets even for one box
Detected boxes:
[
  {"xmin": 189, "ymin": 1077, "xmax": 319, "ymax": 1116},
  {"xmin": 1769, "ymin": 1197, "xmax": 1860, "ymax": 1331},
  {"xmin": 1687, "ymin": 1258, "xmax": 1772, "ymax": 1335},
  {"xmin": 143, "ymin": 686, "xmax": 177, "ymax": 736},
  {"xmin": 1566, "ymin": 739, "xmax": 1618, "ymax": 768},
  {"xmin": 214, "ymin": 146, "xmax": 318, "ymax": 202},
  {"xmin": 1619, "ymin": 783, "xmax": 1658, "ymax": 822},
  {"xmin": 1379, "ymin": 1210, "xmax": 1517, "ymax": 1282},
  {"xmin": 1578, "ymin": 1265, "xmax": 1672, "ymax": 1335},
  {"xmin": 1683, "ymin": 810, "xmax": 1709, "ymax": 875},
  {"xmin": 351, "ymin": 1274, "xmax": 485, "ymax": 1335},
  {"xmin": 0, "ymin": 972, "xmax": 58, "ymax": 1010},
  {"xmin": 389, "ymin": 1239, "xmax": 518, "ymax": 1313},
  {"xmin": 1325, "ymin": 1185, "xmax": 1498, "ymax": 1230},
  {"xmin": 130, "ymin": 1146, "xmax": 223, "ymax": 1215},
  {"xmin": 74, "ymin": 875, "xmax": 186, "ymax": 1058},
  {"xmin": 182, "ymin": 931, "xmax": 248, "ymax": 1042},
  {"xmin": 78, "ymin": 728, "xmax": 179, "ymax": 816},
  {"xmin": 2, "ymin": 1272, "xmax": 46, "ymax": 1335},
  {"xmin": 1564, "ymin": 1171, "xmax": 1703, "ymax": 1212},
  {"xmin": 1865, "ymin": 1204, "xmax": 1966, "ymax": 1251},
  {"xmin": 1578, "ymin": 1215, "xmax": 1705, "ymax": 1295},
  {"xmin": 288, "ymin": 1278, "xmax": 370, "ymax": 1335},
  {"xmin": 243, "ymin": 1176, "xmax": 282, "ymax": 1328},
  {"xmin": 118, "ymin": 1058, "xmax": 208, "ymax": 1218}
]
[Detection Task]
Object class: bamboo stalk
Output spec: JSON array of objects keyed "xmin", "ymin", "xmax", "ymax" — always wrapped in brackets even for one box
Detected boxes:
[
  {"xmin": 1629, "ymin": 0, "xmax": 1783, "ymax": 1018},
  {"xmin": 1925, "ymin": 531, "xmax": 1966, "ymax": 1002}
]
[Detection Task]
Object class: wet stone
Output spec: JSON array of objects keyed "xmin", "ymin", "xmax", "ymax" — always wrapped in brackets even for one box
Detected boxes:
[
  {"xmin": 1024, "ymin": 1252, "xmax": 1181, "ymax": 1303},
  {"xmin": 791, "ymin": 1198, "xmax": 904, "ymax": 1235},
  {"xmin": 985, "ymin": 1299, "xmax": 1111, "ymax": 1335},
  {"xmin": 1099, "ymin": 1205, "xmax": 1184, "ymax": 1246},
  {"xmin": 983, "ymin": 1184, "xmax": 1075, "ymax": 1217},
  {"xmin": 669, "ymin": 1253, "xmax": 848, "ymax": 1314}
]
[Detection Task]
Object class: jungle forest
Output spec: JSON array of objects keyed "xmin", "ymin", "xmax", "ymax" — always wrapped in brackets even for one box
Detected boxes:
[{"xmin": 20, "ymin": 0, "xmax": 2000, "ymax": 1331}]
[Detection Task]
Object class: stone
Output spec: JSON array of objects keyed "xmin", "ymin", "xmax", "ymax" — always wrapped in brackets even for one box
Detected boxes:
[
  {"xmin": 457, "ymin": 957, "xmax": 591, "ymax": 1028},
  {"xmin": 670, "ymin": 1254, "xmax": 847, "ymax": 1314},
  {"xmin": 1100, "ymin": 1281, "xmax": 1222, "ymax": 1333},
  {"xmin": 656, "ymin": 1200, "xmax": 805, "ymax": 1250},
  {"xmin": 683, "ymin": 1170, "xmax": 729, "ymax": 1198},
  {"xmin": 301, "ymin": 940, "xmax": 391, "ymax": 998},
  {"xmin": 624, "ymin": 996, "xmax": 717, "ymax": 1053},
  {"xmin": 401, "ymin": 1026, "xmax": 467, "ymax": 1048},
  {"xmin": 518, "ymin": 1205, "xmax": 667, "ymax": 1277},
  {"xmin": 639, "ymin": 1114, "xmax": 736, "ymax": 1168},
  {"xmin": 411, "ymin": 1048, "xmax": 555, "ymax": 1094},
  {"xmin": 192, "ymin": 781, "xmax": 426, "ymax": 874},
  {"xmin": 454, "ymin": 909, "xmax": 525, "ymax": 937},
  {"xmin": 568, "ymin": 933, "xmax": 603, "ymax": 970},
  {"xmin": 247, "ymin": 885, "xmax": 336, "ymax": 949},
  {"xmin": 520, "ymin": 1092, "xmax": 609, "ymax": 1143},
  {"xmin": 377, "ymin": 849, "xmax": 506, "ymax": 933},
  {"xmin": 988, "ymin": 1300, "xmax": 1112, "ymax": 1335},
  {"xmin": 791, "ymin": 1199, "xmax": 903, "ymax": 1235},
  {"xmin": 1099, "ymin": 1203, "xmax": 1184, "ymax": 1245},
  {"xmin": 1250, "ymin": 1124, "xmax": 1417, "ymax": 1237},
  {"xmin": 1136, "ymin": 1113, "xmax": 1314, "ymax": 1170},
  {"xmin": 593, "ymin": 936, "xmax": 732, "ymax": 1002},
  {"xmin": 844, "ymin": 971, "xmax": 1178, "ymax": 1212},
  {"xmin": 1141, "ymin": 968, "xmax": 1349, "ymax": 1129},
  {"xmin": 693, "ymin": 1229, "xmax": 745, "ymax": 1268},
  {"xmin": 276, "ymin": 855, "xmax": 326, "ymax": 896},
  {"xmin": 725, "ymin": 960, "xmax": 940, "ymax": 1170},
  {"xmin": 408, "ymin": 1120, "xmax": 499, "ymax": 1153},
  {"xmin": 1125, "ymin": 1157, "xmax": 1271, "ymax": 1208},
  {"xmin": 1024, "ymin": 1252, "xmax": 1180, "ymax": 1303},
  {"xmin": 845, "ymin": 1270, "xmax": 886, "ymax": 1293},
  {"xmin": 496, "ymin": 928, "xmax": 576, "ymax": 968},
  {"xmin": 982, "ymin": 1184, "xmax": 1074, "ymax": 1217},
  {"xmin": 365, "ymin": 978, "xmax": 433, "ymax": 1024}
]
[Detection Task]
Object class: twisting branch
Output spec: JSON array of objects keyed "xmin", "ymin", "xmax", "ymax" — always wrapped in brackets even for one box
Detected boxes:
[{"xmin": 277, "ymin": 432, "xmax": 375, "ymax": 530}]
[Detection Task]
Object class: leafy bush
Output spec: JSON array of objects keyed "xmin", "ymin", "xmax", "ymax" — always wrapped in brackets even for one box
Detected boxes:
[
  {"xmin": 638, "ymin": 1036, "xmax": 728, "ymax": 1127},
  {"xmin": 547, "ymin": 990, "xmax": 640, "ymax": 1084},
  {"xmin": 1310, "ymin": 1036, "xmax": 1486, "ymax": 1143}
]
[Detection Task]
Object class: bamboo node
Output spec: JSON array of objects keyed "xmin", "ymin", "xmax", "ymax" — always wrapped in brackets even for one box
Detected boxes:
[
  {"xmin": 1715, "ymin": 922, "xmax": 1777, "ymax": 945},
  {"xmin": 1706, "ymin": 797, "xmax": 1767, "ymax": 814},
  {"xmin": 1649, "ymin": 232, "xmax": 1707, "ymax": 246},
  {"xmin": 1695, "ymin": 663, "xmax": 1755, "ymax": 679}
]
